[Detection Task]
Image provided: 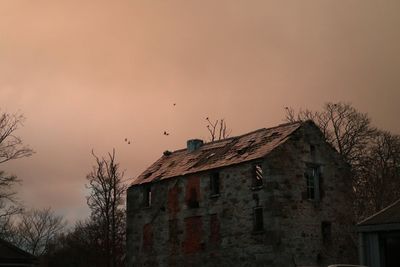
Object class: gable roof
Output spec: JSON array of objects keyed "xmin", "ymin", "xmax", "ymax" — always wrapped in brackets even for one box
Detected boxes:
[
  {"xmin": 358, "ymin": 199, "xmax": 400, "ymax": 227},
  {"xmin": 131, "ymin": 121, "xmax": 306, "ymax": 186}
]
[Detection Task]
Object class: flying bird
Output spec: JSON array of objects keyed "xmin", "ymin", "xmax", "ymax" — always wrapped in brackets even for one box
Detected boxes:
[
  {"xmin": 173, "ymin": 103, "xmax": 176, "ymax": 106},
  {"xmin": 125, "ymin": 138, "xmax": 128, "ymax": 142},
  {"xmin": 128, "ymin": 141, "xmax": 131, "ymax": 144},
  {"xmin": 163, "ymin": 131, "xmax": 170, "ymax": 136}
]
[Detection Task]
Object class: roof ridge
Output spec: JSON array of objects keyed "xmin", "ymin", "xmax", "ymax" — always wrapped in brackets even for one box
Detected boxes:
[
  {"xmin": 358, "ymin": 198, "xmax": 400, "ymax": 225},
  {"xmin": 131, "ymin": 121, "xmax": 305, "ymax": 186},
  {"xmin": 170, "ymin": 121, "xmax": 302, "ymax": 153}
]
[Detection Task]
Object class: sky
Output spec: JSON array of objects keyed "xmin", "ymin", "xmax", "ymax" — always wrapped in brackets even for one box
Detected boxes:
[{"xmin": 1, "ymin": 0, "xmax": 400, "ymax": 223}]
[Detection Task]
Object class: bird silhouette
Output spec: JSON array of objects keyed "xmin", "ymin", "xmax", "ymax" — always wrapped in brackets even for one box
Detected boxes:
[
  {"xmin": 163, "ymin": 131, "xmax": 170, "ymax": 136},
  {"xmin": 128, "ymin": 141, "xmax": 131, "ymax": 144},
  {"xmin": 124, "ymin": 138, "xmax": 128, "ymax": 142},
  {"xmin": 173, "ymin": 103, "xmax": 176, "ymax": 106}
]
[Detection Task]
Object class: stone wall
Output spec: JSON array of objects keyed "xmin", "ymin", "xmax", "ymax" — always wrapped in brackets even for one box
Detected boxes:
[{"xmin": 126, "ymin": 123, "xmax": 356, "ymax": 267}]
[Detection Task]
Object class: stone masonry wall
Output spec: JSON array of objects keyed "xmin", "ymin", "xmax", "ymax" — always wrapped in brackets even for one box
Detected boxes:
[{"xmin": 126, "ymin": 123, "xmax": 356, "ymax": 267}]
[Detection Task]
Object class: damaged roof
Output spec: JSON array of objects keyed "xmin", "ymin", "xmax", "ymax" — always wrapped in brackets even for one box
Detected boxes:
[{"xmin": 131, "ymin": 121, "xmax": 304, "ymax": 186}]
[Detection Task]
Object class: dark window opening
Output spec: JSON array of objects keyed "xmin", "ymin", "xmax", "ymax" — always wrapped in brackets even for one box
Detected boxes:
[
  {"xmin": 310, "ymin": 144, "xmax": 316, "ymax": 156},
  {"xmin": 305, "ymin": 165, "xmax": 320, "ymax": 201},
  {"xmin": 187, "ymin": 188, "xmax": 199, "ymax": 208},
  {"xmin": 143, "ymin": 186, "xmax": 152, "ymax": 207},
  {"xmin": 252, "ymin": 164, "xmax": 264, "ymax": 188},
  {"xmin": 253, "ymin": 206, "xmax": 264, "ymax": 232},
  {"xmin": 210, "ymin": 172, "xmax": 220, "ymax": 196},
  {"xmin": 321, "ymin": 221, "xmax": 332, "ymax": 243}
]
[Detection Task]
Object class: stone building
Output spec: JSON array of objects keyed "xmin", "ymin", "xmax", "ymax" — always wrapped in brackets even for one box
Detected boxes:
[{"xmin": 127, "ymin": 121, "xmax": 355, "ymax": 267}]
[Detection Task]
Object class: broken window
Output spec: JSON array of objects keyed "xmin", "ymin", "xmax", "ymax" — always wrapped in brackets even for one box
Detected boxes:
[
  {"xmin": 305, "ymin": 165, "xmax": 320, "ymax": 201},
  {"xmin": 185, "ymin": 177, "xmax": 200, "ymax": 209},
  {"xmin": 252, "ymin": 163, "xmax": 264, "ymax": 189},
  {"xmin": 143, "ymin": 185, "xmax": 152, "ymax": 207},
  {"xmin": 321, "ymin": 221, "xmax": 332, "ymax": 243},
  {"xmin": 187, "ymin": 188, "xmax": 199, "ymax": 208},
  {"xmin": 253, "ymin": 206, "xmax": 264, "ymax": 232},
  {"xmin": 210, "ymin": 172, "xmax": 220, "ymax": 196}
]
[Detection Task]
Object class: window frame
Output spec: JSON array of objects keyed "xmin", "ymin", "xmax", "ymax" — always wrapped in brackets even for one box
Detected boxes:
[{"xmin": 305, "ymin": 164, "xmax": 320, "ymax": 201}]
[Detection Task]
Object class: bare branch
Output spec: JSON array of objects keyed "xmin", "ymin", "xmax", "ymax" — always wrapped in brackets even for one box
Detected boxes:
[
  {"xmin": 0, "ymin": 110, "xmax": 33, "ymax": 232},
  {"xmin": 0, "ymin": 111, "xmax": 34, "ymax": 164},
  {"xmin": 86, "ymin": 149, "xmax": 127, "ymax": 267},
  {"xmin": 11, "ymin": 207, "xmax": 66, "ymax": 256},
  {"xmin": 205, "ymin": 117, "xmax": 231, "ymax": 142}
]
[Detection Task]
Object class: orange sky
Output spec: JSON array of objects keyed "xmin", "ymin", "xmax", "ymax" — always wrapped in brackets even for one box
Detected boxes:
[{"xmin": 1, "ymin": 0, "xmax": 400, "ymax": 222}]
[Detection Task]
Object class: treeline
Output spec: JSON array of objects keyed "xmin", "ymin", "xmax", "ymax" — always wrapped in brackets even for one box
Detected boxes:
[
  {"xmin": 0, "ymin": 110, "xmax": 126, "ymax": 267},
  {"xmin": 1, "ymin": 103, "xmax": 399, "ymax": 266}
]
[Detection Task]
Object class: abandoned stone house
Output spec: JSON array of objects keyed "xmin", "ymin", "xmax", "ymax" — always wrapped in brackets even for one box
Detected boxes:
[{"xmin": 126, "ymin": 121, "xmax": 356, "ymax": 267}]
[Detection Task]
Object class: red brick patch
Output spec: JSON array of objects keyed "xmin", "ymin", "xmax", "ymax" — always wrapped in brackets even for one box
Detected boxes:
[
  {"xmin": 142, "ymin": 223, "xmax": 153, "ymax": 252},
  {"xmin": 182, "ymin": 216, "xmax": 202, "ymax": 254},
  {"xmin": 168, "ymin": 185, "xmax": 180, "ymax": 217},
  {"xmin": 209, "ymin": 214, "xmax": 221, "ymax": 245}
]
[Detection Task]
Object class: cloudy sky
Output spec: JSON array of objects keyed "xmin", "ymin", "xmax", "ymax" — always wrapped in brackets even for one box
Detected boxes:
[{"xmin": 1, "ymin": 0, "xmax": 399, "ymax": 222}]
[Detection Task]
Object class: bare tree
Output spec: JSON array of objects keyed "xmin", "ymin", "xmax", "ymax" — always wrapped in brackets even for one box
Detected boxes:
[
  {"xmin": 0, "ymin": 172, "xmax": 22, "ymax": 228},
  {"xmin": 355, "ymin": 131, "xmax": 400, "ymax": 218},
  {"xmin": 12, "ymin": 207, "xmax": 66, "ymax": 256},
  {"xmin": 284, "ymin": 103, "xmax": 375, "ymax": 167},
  {"xmin": 0, "ymin": 111, "xmax": 34, "ymax": 164},
  {"xmin": 86, "ymin": 149, "xmax": 127, "ymax": 267},
  {"xmin": 206, "ymin": 117, "xmax": 232, "ymax": 142},
  {"xmin": 0, "ymin": 111, "xmax": 34, "ymax": 233}
]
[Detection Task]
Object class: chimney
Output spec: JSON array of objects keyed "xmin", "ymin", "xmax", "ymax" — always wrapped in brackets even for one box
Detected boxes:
[{"xmin": 187, "ymin": 139, "xmax": 204, "ymax": 152}]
